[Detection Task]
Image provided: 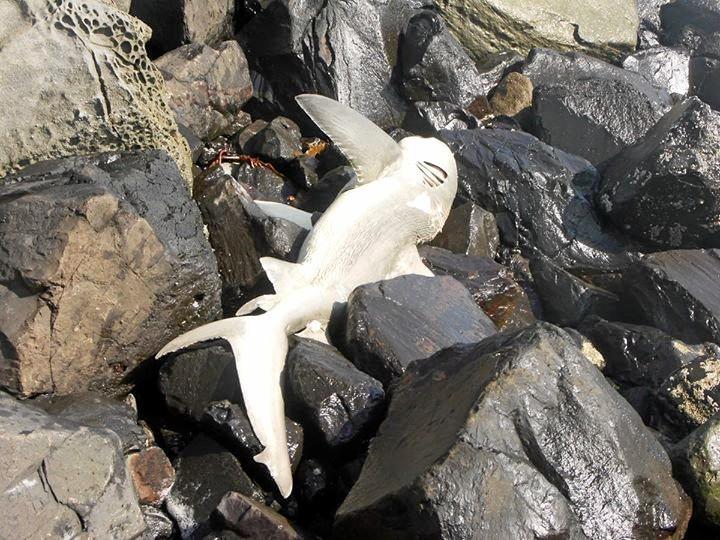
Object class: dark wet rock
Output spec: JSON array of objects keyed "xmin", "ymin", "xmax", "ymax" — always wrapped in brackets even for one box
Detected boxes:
[
  {"xmin": 41, "ymin": 392, "xmax": 147, "ymax": 454},
  {"xmin": 671, "ymin": 415, "xmax": 720, "ymax": 526},
  {"xmin": 489, "ymin": 72, "xmax": 533, "ymax": 117},
  {"xmin": 159, "ymin": 343, "xmax": 242, "ymax": 422},
  {"xmin": 344, "ymin": 275, "xmax": 496, "ymax": 386},
  {"xmin": 598, "ymin": 98, "xmax": 720, "ymax": 249},
  {"xmin": 623, "ymin": 249, "xmax": 720, "ymax": 344},
  {"xmin": 287, "ymin": 154, "xmax": 321, "ymax": 189},
  {"xmin": 0, "ymin": 392, "xmax": 146, "ymax": 539},
  {"xmin": 0, "ymin": 0, "xmax": 192, "ymax": 184},
  {"xmin": 213, "ymin": 492, "xmax": 300, "ymax": 539},
  {"xmin": 155, "ymin": 42, "xmax": 253, "ymax": 141},
  {"xmin": 128, "ymin": 447, "xmax": 176, "ymax": 507},
  {"xmin": 402, "ymin": 100, "xmax": 478, "ymax": 134},
  {"xmin": 420, "ymin": 246, "xmax": 536, "ymax": 331},
  {"xmin": 475, "ymin": 52, "xmax": 525, "ymax": 96},
  {"xmin": 638, "ymin": 0, "xmax": 674, "ymax": 48},
  {"xmin": 295, "ymin": 458, "xmax": 335, "ymax": 510},
  {"xmin": 285, "ymin": 339, "xmax": 385, "ymax": 447},
  {"xmin": 561, "ymin": 327, "xmax": 606, "ymax": 371},
  {"xmin": 235, "ymin": 163, "xmax": 297, "ymax": 204},
  {"xmin": 437, "ymin": 0, "xmax": 639, "ymax": 63},
  {"xmin": 523, "ymin": 49, "xmax": 674, "ymax": 165},
  {"xmin": 530, "ymin": 254, "xmax": 619, "ymax": 326},
  {"xmin": 166, "ymin": 434, "xmax": 264, "ymax": 538},
  {"xmin": 429, "ymin": 201, "xmax": 500, "ymax": 258},
  {"xmin": 233, "ymin": 120, "xmax": 268, "ymax": 154},
  {"xmin": 130, "ymin": 0, "xmax": 235, "ymax": 57},
  {"xmin": 0, "ymin": 151, "xmax": 221, "ymax": 397},
  {"xmin": 623, "ymin": 47, "xmax": 691, "ymax": 96},
  {"xmin": 140, "ymin": 505, "xmax": 175, "ymax": 539},
  {"xmin": 201, "ymin": 400, "xmax": 303, "ymax": 471},
  {"xmin": 238, "ymin": 0, "xmax": 415, "ymax": 128},
  {"xmin": 295, "ymin": 166, "xmax": 356, "ymax": 213},
  {"xmin": 439, "ymin": 127, "xmax": 633, "ymax": 269},
  {"xmin": 580, "ymin": 318, "xmax": 703, "ymax": 389},
  {"xmin": 244, "ymin": 117, "xmax": 303, "ymax": 164},
  {"xmin": 661, "ymin": 0, "xmax": 720, "ymax": 53},
  {"xmin": 334, "ymin": 323, "xmax": 691, "ymax": 539},
  {"xmin": 198, "ymin": 136, "xmax": 230, "ymax": 168}
]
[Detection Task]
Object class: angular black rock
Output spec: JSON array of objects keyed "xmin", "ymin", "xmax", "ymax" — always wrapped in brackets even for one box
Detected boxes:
[
  {"xmin": 165, "ymin": 435, "xmax": 265, "ymax": 538},
  {"xmin": 623, "ymin": 249, "xmax": 720, "ymax": 344},
  {"xmin": 529, "ymin": 254, "xmax": 619, "ymax": 326},
  {"xmin": 429, "ymin": 201, "xmax": 500, "ymax": 258},
  {"xmin": 637, "ymin": 0, "xmax": 674, "ymax": 48},
  {"xmin": 213, "ymin": 492, "xmax": 300, "ymax": 539},
  {"xmin": 334, "ymin": 324, "xmax": 691, "ymax": 539},
  {"xmin": 285, "ymin": 338, "xmax": 385, "ymax": 447},
  {"xmin": 438, "ymin": 128, "xmax": 633, "ymax": 269},
  {"xmin": 598, "ymin": 98, "xmax": 720, "ymax": 249},
  {"xmin": 201, "ymin": 400, "xmax": 303, "ymax": 472},
  {"xmin": 419, "ymin": 246, "xmax": 535, "ymax": 331},
  {"xmin": 295, "ymin": 166, "xmax": 356, "ymax": 213},
  {"xmin": 235, "ymin": 163, "xmax": 297, "ymax": 204},
  {"xmin": 244, "ymin": 117, "xmax": 303, "ymax": 164},
  {"xmin": 343, "ymin": 275, "xmax": 497, "ymax": 386},
  {"xmin": 522, "ymin": 48, "xmax": 674, "ymax": 165}
]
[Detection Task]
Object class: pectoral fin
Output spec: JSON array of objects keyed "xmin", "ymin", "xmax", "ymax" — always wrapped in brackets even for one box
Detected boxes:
[
  {"xmin": 255, "ymin": 200, "xmax": 313, "ymax": 231},
  {"xmin": 296, "ymin": 94, "xmax": 403, "ymax": 184},
  {"xmin": 261, "ymin": 257, "xmax": 304, "ymax": 295},
  {"xmin": 386, "ymin": 245, "xmax": 434, "ymax": 279}
]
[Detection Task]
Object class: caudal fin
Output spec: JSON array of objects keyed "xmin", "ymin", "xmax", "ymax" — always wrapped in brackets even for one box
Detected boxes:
[{"xmin": 155, "ymin": 316, "xmax": 294, "ymax": 498}]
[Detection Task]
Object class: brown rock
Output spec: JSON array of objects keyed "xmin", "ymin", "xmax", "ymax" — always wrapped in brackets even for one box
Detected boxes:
[
  {"xmin": 214, "ymin": 492, "xmax": 300, "ymax": 540},
  {"xmin": 490, "ymin": 72, "xmax": 534, "ymax": 116},
  {"xmin": 128, "ymin": 447, "xmax": 176, "ymax": 506}
]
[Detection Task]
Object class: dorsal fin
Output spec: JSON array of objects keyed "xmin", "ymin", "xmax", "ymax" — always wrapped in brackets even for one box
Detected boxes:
[
  {"xmin": 255, "ymin": 200, "xmax": 313, "ymax": 230},
  {"xmin": 260, "ymin": 257, "xmax": 302, "ymax": 295},
  {"xmin": 295, "ymin": 94, "xmax": 403, "ymax": 183}
]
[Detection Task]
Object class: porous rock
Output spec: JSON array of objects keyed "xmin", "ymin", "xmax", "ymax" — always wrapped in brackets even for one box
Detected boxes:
[
  {"xmin": 344, "ymin": 275, "xmax": 497, "ymax": 386},
  {"xmin": 489, "ymin": 72, "xmax": 533, "ymax": 117},
  {"xmin": 623, "ymin": 249, "xmax": 720, "ymax": 344},
  {"xmin": 130, "ymin": 0, "xmax": 235, "ymax": 57},
  {"xmin": 523, "ymin": 49, "xmax": 674, "ymax": 165},
  {"xmin": 155, "ymin": 41, "xmax": 253, "ymax": 141},
  {"xmin": 437, "ymin": 0, "xmax": 639, "ymax": 63},
  {"xmin": 335, "ymin": 324, "xmax": 691, "ymax": 539},
  {"xmin": 0, "ymin": 0, "xmax": 192, "ymax": 184},
  {"xmin": 0, "ymin": 392, "xmax": 146, "ymax": 539},
  {"xmin": 285, "ymin": 338, "xmax": 385, "ymax": 447},
  {"xmin": 419, "ymin": 246, "xmax": 535, "ymax": 331},
  {"xmin": 439, "ymin": 127, "xmax": 633, "ymax": 269},
  {"xmin": 0, "ymin": 151, "xmax": 221, "ymax": 397},
  {"xmin": 598, "ymin": 98, "xmax": 720, "ymax": 249}
]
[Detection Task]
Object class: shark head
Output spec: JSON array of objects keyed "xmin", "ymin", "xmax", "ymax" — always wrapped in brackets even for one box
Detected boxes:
[{"xmin": 398, "ymin": 135, "xmax": 458, "ymax": 194}]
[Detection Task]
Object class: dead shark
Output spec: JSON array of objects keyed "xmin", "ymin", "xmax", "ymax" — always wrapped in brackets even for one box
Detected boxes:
[{"xmin": 156, "ymin": 94, "xmax": 458, "ymax": 497}]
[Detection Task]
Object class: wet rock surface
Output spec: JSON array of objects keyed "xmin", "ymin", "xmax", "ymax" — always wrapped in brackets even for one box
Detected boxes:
[
  {"xmin": 213, "ymin": 491, "xmax": 300, "ymax": 539},
  {"xmin": 430, "ymin": 201, "xmax": 500, "ymax": 258},
  {"xmin": 598, "ymin": 98, "xmax": 720, "ymax": 249},
  {"xmin": 0, "ymin": 151, "xmax": 221, "ymax": 397},
  {"xmin": 335, "ymin": 324, "xmax": 691, "ymax": 539},
  {"xmin": 127, "ymin": 446, "xmax": 176, "ymax": 507},
  {"xmin": 286, "ymin": 338, "xmax": 385, "ymax": 447},
  {"xmin": 344, "ymin": 275, "xmax": 497, "ymax": 386}
]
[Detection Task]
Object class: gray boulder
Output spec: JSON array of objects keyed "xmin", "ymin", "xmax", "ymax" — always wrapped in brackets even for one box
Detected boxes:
[
  {"xmin": 0, "ymin": 0, "xmax": 192, "ymax": 184},
  {"xmin": 335, "ymin": 324, "xmax": 691, "ymax": 539},
  {"xmin": 0, "ymin": 151, "xmax": 221, "ymax": 397},
  {"xmin": 623, "ymin": 47, "xmax": 691, "ymax": 95},
  {"xmin": 0, "ymin": 392, "xmax": 146, "ymax": 539}
]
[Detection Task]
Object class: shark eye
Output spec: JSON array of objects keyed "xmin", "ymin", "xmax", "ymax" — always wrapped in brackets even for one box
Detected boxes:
[{"xmin": 416, "ymin": 161, "xmax": 447, "ymax": 188}]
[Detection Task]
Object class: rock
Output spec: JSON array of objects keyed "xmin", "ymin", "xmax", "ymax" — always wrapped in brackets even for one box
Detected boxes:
[
  {"xmin": 285, "ymin": 339, "xmax": 385, "ymax": 447},
  {"xmin": 523, "ymin": 49, "xmax": 674, "ymax": 165},
  {"xmin": 201, "ymin": 400, "xmax": 304, "ymax": 471},
  {"xmin": 489, "ymin": 72, "xmax": 533, "ymax": 117},
  {"xmin": 623, "ymin": 250, "xmax": 720, "ymax": 344},
  {"xmin": 235, "ymin": 163, "xmax": 297, "ymax": 205},
  {"xmin": 213, "ymin": 492, "xmax": 300, "ymax": 539},
  {"xmin": 0, "ymin": 151, "xmax": 221, "ymax": 397},
  {"xmin": 41, "ymin": 392, "xmax": 147, "ymax": 454},
  {"xmin": 402, "ymin": 100, "xmax": 478, "ymax": 134},
  {"xmin": 295, "ymin": 166, "xmax": 356, "ymax": 213},
  {"xmin": 130, "ymin": 0, "xmax": 235, "ymax": 57},
  {"xmin": 344, "ymin": 275, "xmax": 497, "ymax": 386},
  {"xmin": 439, "ymin": 127, "xmax": 633, "ymax": 269},
  {"xmin": 166, "ymin": 434, "xmax": 264, "ymax": 538},
  {"xmin": 623, "ymin": 47, "xmax": 691, "ymax": 95},
  {"xmin": 598, "ymin": 98, "xmax": 720, "ymax": 249},
  {"xmin": 691, "ymin": 54, "xmax": 720, "ymax": 111},
  {"xmin": 429, "ymin": 201, "xmax": 500, "ymax": 258},
  {"xmin": 437, "ymin": 0, "xmax": 638, "ymax": 63},
  {"xmin": 127, "ymin": 447, "xmax": 176, "ymax": 506},
  {"xmin": 0, "ymin": 0, "xmax": 192, "ymax": 184},
  {"xmin": 233, "ymin": 120, "xmax": 268, "ymax": 154},
  {"xmin": 244, "ymin": 117, "xmax": 303, "ymax": 164},
  {"xmin": 637, "ymin": 0, "xmax": 673, "ymax": 48},
  {"xmin": 334, "ymin": 324, "xmax": 691, "ymax": 539},
  {"xmin": 0, "ymin": 392, "xmax": 146, "ymax": 539},
  {"xmin": 155, "ymin": 42, "xmax": 253, "ymax": 142},
  {"xmin": 529, "ymin": 254, "xmax": 619, "ymax": 326},
  {"xmin": 671, "ymin": 415, "xmax": 720, "ymax": 526},
  {"xmin": 140, "ymin": 505, "xmax": 175, "ymax": 539},
  {"xmin": 580, "ymin": 317, "xmax": 704, "ymax": 389},
  {"xmin": 295, "ymin": 458, "xmax": 335, "ymax": 510},
  {"xmin": 562, "ymin": 327, "xmax": 606, "ymax": 371},
  {"xmin": 238, "ymin": 0, "xmax": 417, "ymax": 127},
  {"xmin": 159, "ymin": 343, "xmax": 243, "ymax": 422},
  {"xmin": 660, "ymin": 0, "xmax": 720, "ymax": 54},
  {"xmin": 419, "ymin": 246, "xmax": 536, "ymax": 331}
]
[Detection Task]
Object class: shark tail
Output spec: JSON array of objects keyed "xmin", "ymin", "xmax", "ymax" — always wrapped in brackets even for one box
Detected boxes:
[{"xmin": 155, "ymin": 315, "xmax": 293, "ymax": 498}]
